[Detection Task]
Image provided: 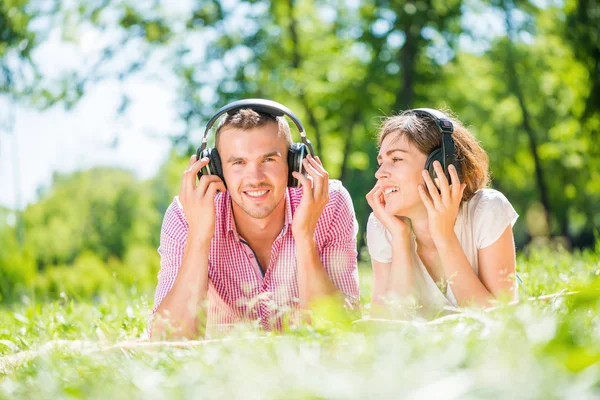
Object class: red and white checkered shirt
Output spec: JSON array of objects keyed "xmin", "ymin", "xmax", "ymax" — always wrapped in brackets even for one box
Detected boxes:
[{"xmin": 150, "ymin": 180, "xmax": 360, "ymax": 337}]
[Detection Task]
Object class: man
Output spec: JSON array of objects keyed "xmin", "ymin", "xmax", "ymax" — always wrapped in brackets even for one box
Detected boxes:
[{"xmin": 150, "ymin": 105, "xmax": 360, "ymax": 339}]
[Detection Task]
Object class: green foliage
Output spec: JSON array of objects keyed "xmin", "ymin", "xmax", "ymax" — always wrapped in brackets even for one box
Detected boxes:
[
  {"xmin": 31, "ymin": 246, "xmax": 160, "ymax": 301},
  {"xmin": 0, "ymin": 0, "xmax": 36, "ymax": 59},
  {"xmin": 2, "ymin": 0, "xmax": 598, "ymax": 249},
  {"xmin": 0, "ymin": 167, "xmax": 162, "ymax": 304},
  {"xmin": 33, "ymin": 252, "xmax": 114, "ymax": 300},
  {"xmin": 23, "ymin": 167, "xmax": 160, "ymax": 267},
  {"xmin": 0, "ymin": 228, "xmax": 36, "ymax": 303}
]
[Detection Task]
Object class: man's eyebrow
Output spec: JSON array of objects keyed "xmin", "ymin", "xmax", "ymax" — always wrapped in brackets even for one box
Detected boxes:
[
  {"xmin": 377, "ymin": 148, "xmax": 409, "ymax": 160},
  {"xmin": 227, "ymin": 155, "xmax": 247, "ymax": 163},
  {"xmin": 262, "ymin": 151, "xmax": 282, "ymax": 159},
  {"xmin": 226, "ymin": 151, "xmax": 282, "ymax": 163}
]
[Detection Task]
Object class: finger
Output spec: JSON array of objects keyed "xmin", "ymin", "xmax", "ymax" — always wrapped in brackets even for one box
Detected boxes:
[
  {"xmin": 418, "ymin": 184, "xmax": 434, "ymax": 212},
  {"xmin": 303, "ymin": 158, "xmax": 324, "ymax": 195},
  {"xmin": 181, "ymin": 156, "xmax": 201, "ymax": 194},
  {"xmin": 460, "ymin": 183, "xmax": 467, "ymax": 198},
  {"xmin": 366, "ymin": 187, "xmax": 377, "ymax": 207},
  {"xmin": 366, "ymin": 186, "xmax": 378, "ymax": 204},
  {"xmin": 292, "ymin": 171, "xmax": 314, "ymax": 200},
  {"xmin": 190, "ymin": 157, "xmax": 210, "ymax": 175},
  {"xmin": 422, "ymin": 169, "xmax": 442, "ymax": 206},
  {"xmin": 306, "ymin": 155, "xmax": 329, "ymax": 197},
  {"xmin": 196, "ymin": 175, "xmax": 224, "ymax": 196},
  {"xmin": 373, "ymin": 188, "xmax": 386, "ymax": 211},
  {"xmin": 184, "ymin": 157, "xmax": 210, "ymax": 188},
  {"xmin": 308, "ymin": 154, "xmax": 327, "ymax": 173},
  {"xmin": 448, "ymin": 164, "xmax": 461, "ymax": 197},
  {"xmin": 366, "ymin": 185, "xmax": 379, "ymax": 199},
  {"xmin": 433, "ymin": 161, "xmax": 450, "ymax": 202},
  {"xmin": 206, "ymin": 181, "xmax": 227, "ymax": 198}
]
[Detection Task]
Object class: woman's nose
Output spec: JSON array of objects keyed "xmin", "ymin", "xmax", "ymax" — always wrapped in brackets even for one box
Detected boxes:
[{"xmin": 375, "ymin": 164, "xmax": 390, "ymax": 180}]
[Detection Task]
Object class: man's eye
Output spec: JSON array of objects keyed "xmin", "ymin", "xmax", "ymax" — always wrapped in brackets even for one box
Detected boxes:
[
  {"xmin": 392, "ymin": 158, "xmax": 403, "ymax": 162},
  {"xmin": 264, "ymin": 157, "xmax": 275, "ymax": 162},
  {"xmin": 233, "ymin": 161, "xmax": 244, "ymax": 166}
]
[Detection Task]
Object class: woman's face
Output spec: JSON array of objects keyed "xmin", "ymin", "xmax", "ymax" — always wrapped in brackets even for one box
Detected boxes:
[{"xmin": 375, "ymin": 133, "xmax": 428, "ymax": 216}]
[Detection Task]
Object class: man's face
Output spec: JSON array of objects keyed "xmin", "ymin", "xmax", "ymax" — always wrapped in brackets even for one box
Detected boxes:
[
  {"xmin": 375, "ymin": 134, "xmax": 428, "ymax": 216},
  {"xmin": 219, "ymin": 123, "xmax": 289, "ymax": 219}
]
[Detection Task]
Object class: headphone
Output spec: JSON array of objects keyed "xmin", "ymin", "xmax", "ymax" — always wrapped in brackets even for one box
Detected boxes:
[
  {"xmin": 196, "ymin": 99, "xmax": 315, "ymax": 188},
  {"xmin": 408, "ymin": 108, "xmax": 460, "ymax": 185}
]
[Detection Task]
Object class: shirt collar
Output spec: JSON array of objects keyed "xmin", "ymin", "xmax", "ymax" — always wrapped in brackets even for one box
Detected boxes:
[{"xmin": 225, "ymin": 189, "xmax": 293, "ymax": 240}]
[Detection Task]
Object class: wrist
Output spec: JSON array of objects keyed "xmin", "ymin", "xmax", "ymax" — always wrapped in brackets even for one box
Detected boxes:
[
  {"xmin": 433, "ymin": 233, "xmax": 460, "ymax": 251},
  {"xmin": 293, "ymin": 231, "xmax": 316, "ymax": 247},
  {"xmin": 187, "ymin": 228, "xmax": 213, "ymax": 248},
  {"xmin": 391, "ymin": 233, "xmax": 412, "ymax": 248}
]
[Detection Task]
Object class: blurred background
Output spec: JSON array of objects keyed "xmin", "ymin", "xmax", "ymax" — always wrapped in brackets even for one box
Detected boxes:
[{"xmin": 0, "ymin": 0, "xmax": 598, "ymax": 304}]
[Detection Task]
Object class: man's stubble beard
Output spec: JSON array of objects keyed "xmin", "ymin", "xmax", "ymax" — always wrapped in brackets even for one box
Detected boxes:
[{"xmin": 231, "ymin": 192, "xmax": 285, "ymax": 219}]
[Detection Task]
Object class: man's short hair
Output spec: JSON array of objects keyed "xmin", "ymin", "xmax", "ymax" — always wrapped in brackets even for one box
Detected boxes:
[{"xmin": 215, "ymin": 108, "xmax": 293, "ymax": 151}]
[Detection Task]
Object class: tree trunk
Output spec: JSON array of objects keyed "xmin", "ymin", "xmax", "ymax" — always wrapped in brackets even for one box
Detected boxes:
[
  {"xmin": 339, "ymin": 113, "xmax": 362, "ymax": 182},
  {"xmin": 502, "ymin": 0, "xmax": 553, "ymax": 234},
  {"xmin": 286, "ymin": 0, "xmax": 324, "ymax": 160}
]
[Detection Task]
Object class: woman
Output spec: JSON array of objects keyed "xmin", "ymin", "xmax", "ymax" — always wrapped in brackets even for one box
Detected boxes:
[{"xmin": 366, "ymin": 108, "xmax": 518, "ymax": 318}]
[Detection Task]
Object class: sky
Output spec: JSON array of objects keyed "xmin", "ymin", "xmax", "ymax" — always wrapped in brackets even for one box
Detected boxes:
[
  {"xmin": 0, "ymin": 3, "xmax": 191, "ymax": 211},
  {"xmin": 0, "ymin": 72, "xmax": 179, "ymax": 210}
]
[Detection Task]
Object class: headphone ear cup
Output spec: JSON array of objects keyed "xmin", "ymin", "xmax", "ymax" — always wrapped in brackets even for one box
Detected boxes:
[
  {"xmin": 424, "ymin": 148, "xmax": 444, "ymax": 189},
  {"xmin": 197, "ymin": 148, "xmax": 226, "ymax": 187},
  {"xmin": 288, "ymin": 143, "xmax": 308, "ymax": 187}
]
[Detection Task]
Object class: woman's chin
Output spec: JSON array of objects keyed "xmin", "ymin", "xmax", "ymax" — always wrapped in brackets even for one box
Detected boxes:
[{"xmin": 384, "ymin": 201, "xmax": 404, "ymax": 216}]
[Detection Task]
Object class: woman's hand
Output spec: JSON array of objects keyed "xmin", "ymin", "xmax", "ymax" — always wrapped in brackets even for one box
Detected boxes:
[
  {"xmin": 366, "ymin": 185, "xmax": 411, "ymax": 242},
  {"xmin": 418, "ymin": 161, "xmax": 466, "ymax": 247}
]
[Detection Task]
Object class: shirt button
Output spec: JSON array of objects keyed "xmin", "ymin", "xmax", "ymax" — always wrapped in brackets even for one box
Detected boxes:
[{"xmin": 249, "ymin": 253, "xmax": 254, "ymax": 258}]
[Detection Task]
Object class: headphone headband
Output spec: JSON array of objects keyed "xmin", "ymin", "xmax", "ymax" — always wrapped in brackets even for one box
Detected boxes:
[
  {"xmin": 410, "ymin": 108, "xmax": 454, "ymax": 134},
  {"xmin": 200, "ymin": 98, "xmax": 314, "ymax": 155},
  {"xmin": 407, "ymin": 107, "xmax": 458, "ymax": 183}
]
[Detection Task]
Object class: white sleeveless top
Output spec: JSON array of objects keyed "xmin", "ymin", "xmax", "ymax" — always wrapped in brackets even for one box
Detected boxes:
[{"xmin": 366, "ymin": 188, "xmax": 518, "ymax": 314}]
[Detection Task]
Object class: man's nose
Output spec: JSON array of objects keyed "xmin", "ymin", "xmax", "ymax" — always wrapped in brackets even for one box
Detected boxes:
[{"xmin": 245, "ymin": 162, "xmax": 267, "ymax": 182}]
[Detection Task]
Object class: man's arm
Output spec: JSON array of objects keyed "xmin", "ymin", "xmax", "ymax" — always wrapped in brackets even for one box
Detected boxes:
[
  {"xmin": 291, "ymin": 156, "xmax": 360, "ymax": 312},
  {"xmin": 151, "ymin": 225, "xmax": 211, "ymax": 339},
  {"xmin": 294, "ymin": 235, "xmax": 342, "ymax": 308},
  {"xmin": 150, "ymin": 155, "xmax": 225, "ymax": 340}
]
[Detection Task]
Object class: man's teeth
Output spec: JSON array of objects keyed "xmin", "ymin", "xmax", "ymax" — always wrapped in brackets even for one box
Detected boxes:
[
  {"xmin": 384, "ymin": 188, "xmax": 399, "ymax": 195},
  {"xmin": 246, "ymin": 190, "xmax": 268, "ymax": 197}
]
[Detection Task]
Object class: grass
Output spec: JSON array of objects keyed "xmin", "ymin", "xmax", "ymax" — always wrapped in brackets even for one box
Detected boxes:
[{"xmin": 0, "ymin": 244, "xmax": 599, "ymax": 399}]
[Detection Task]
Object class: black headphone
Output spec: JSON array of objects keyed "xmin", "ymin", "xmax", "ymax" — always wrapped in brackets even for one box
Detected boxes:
[
  {"xmin": 196, "ymin": 99, "xmax": 315, "ymax": 188},
  {"xmin": 408, "ymin": 108, "xmax": 460, "ymax": 185}
]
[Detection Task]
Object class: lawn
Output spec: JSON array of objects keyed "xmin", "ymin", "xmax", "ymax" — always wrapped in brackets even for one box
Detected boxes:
[{"xmin": 0, "ymin": 245, "xmax": 599, "ymax": 399}]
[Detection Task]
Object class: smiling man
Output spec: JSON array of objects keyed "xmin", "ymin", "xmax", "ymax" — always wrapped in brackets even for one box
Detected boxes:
[{"xmin": 149, "ymin": 104, "xmax": 360, "ymax": 339}]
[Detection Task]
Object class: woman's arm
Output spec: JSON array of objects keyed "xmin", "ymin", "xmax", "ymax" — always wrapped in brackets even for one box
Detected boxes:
[
  {"xmin": 366, "ymin": 186, "xmax": 415, "ymax": 317},
  {"xmin": 420, "ymin": 162, "xmax": 516, "ymax": 307},
  {"xmin": 477, "ymin": 225, "xmax": 518, "ymax": 300},
  {"xmin": 435, "ymin": 225, "xmax": 516, "ymax": 307},
  {"xmin": 371, "ymin": 237, "xmax": 414, "ymax": 317}
]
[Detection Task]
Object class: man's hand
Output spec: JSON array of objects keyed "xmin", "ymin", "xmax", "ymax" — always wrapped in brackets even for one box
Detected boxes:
[
  {"xmin": 178, "ymin": 155, "xmax": 226, "ymax": 246},
  {"xmin": 291, "ymin": 155, "xmax": 330, "ymax": 239}
]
